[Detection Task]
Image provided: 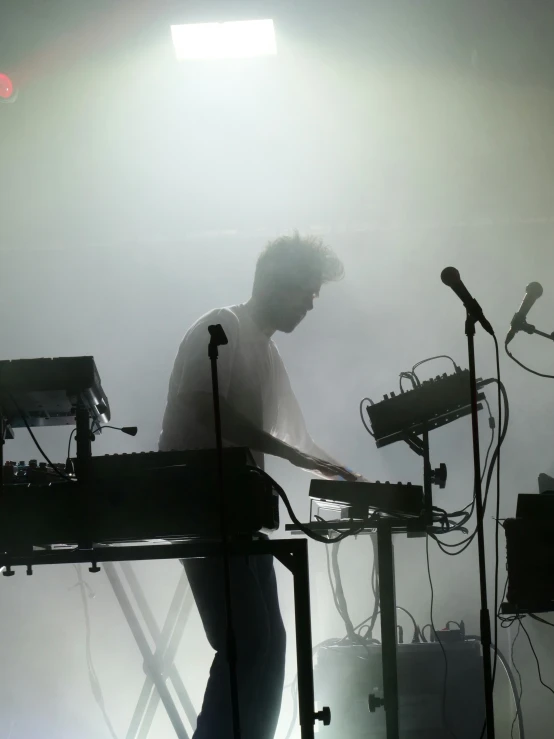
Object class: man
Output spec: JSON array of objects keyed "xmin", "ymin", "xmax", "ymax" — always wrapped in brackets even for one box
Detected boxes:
[{"xmin": 159, "ymin": 232, "xmax": 361, "ymax": 739}]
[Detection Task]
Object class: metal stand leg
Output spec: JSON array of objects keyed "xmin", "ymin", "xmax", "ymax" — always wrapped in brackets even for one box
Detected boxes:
[
  {"xmin": 377, "ymin": 521, "xmax": 399, "ymax": 739},
  {"xmin": 104, "ymin": 562, "xmax": 195, "ymax": 739},
  {"xmin": 119, "ymin": 563, "xmax": 197, "ymax": 739},
  {"xmin": 3, "ymin": 539, "xmax": 321, "ymax": 739},
  {"xmin": 75, "ymin": 403, "xmax": 93, "ymax": 481},
  {"xmin": 275, "ymin": 538, "xmax": 319, "ymax": 739},
  {"xmin": 0, "ymin": 412, "xmax": 5, "ymax": 490}
]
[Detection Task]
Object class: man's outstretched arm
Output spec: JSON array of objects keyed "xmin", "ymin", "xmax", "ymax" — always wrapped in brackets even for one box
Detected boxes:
[{"xmin": 184, "ymin": 391, "xmax": 358, "ymax": 479}]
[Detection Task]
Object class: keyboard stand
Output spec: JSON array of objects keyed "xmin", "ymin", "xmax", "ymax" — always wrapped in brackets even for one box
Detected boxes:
[
  {"xmin": 2, "ymin": 537, "xmax": 319, "ymax": 739},
  {"xmin": 103, "ymin": 561, "xmax": 197, "ymax": 739},
  {"xmin": 286, "ymin": 517, "xmax": 427, "ymax": 739}
]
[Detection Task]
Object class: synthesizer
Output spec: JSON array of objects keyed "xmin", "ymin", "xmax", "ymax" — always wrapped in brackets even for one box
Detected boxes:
[
  {"xmin": 0, "ymin": 448, "xmax": 279, "ymax": 552},
  {"xmin": 365, "ymin": 369, "xmax": 486, "ymax": 448},
  {"xmin": 0, "ymin": 356, "xmax": 110, "ymax": 428},
  {"xmin": 69, "ymin": 447, "xmax": 255, "ymax": 479},
  {"xmin": 309, "ymin": 479, "xmax": 424, "ymax": 518}
]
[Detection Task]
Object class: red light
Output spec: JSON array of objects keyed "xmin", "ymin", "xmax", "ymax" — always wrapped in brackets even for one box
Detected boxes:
[{"xmin": 0, "ymin": 73, "xmax": 14, "ymax": 100}]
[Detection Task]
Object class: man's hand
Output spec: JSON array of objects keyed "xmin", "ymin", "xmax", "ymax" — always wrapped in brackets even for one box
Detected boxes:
[{"xmin": 287, "ymin": 448, "xmax": 362, "ymax": 482}]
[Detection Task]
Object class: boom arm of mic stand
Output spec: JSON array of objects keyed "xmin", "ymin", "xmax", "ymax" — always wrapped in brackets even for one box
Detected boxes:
[{"xmin": 517, "ymin": 321, "xmax": 554, "ymax": 342}]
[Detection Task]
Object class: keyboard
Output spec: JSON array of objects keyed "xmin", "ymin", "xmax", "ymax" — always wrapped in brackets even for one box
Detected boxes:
[{"xmin": 0, "ymin": 449, "xmax": 279, "ymax": 551}]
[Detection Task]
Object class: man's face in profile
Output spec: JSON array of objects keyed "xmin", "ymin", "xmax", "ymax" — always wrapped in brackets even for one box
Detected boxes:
[{"xmin": 267, "ymin": 273, "xmax": 322, "ymax": 333}]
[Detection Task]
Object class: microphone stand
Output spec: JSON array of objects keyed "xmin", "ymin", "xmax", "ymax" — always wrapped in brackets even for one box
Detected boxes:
[
  {"xmin": 208, "ymin": 324, "xmax": 241, "ymax": 739},
  {"xmin": 465, "ymin": 312, "xmax": 496, "ymax": 739}
]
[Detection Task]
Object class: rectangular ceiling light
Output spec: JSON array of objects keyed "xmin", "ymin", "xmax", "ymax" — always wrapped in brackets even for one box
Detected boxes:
[{"xmin": 171, "ymin": 19, "xmax": 277, "ymax": 60}]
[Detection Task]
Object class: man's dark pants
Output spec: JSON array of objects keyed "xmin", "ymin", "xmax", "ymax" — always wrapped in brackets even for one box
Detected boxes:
[{"xmin": 183, "ymin": 552, "xmax": 287, "ymax": 739}]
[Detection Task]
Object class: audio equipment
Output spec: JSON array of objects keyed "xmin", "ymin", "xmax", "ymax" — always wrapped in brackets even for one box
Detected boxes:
[
  {"xmin": 0, "ymin": 449, "xmax": 279, "ymax": 552},
  {"xmin": 0, "ymin": 356, "xmax": 110, "ymax": 428},
  {"xmin": 309, "ymin": 479, "xmax": 424, "ymax": 518},
  {"xmin": 364, "ymin": 369, "xmax": 485, "ymax": 448}
]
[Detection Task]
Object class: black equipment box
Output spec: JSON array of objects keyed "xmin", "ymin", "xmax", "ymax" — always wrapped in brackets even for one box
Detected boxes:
[
  {"xmin": 314, "ymin": 642, "xmax": 485, "ymax": 738},
  {"xmin": 504, "ymin": 515, "xmax": 554, "ymax": 612},
  {"xmin": 366, "ymin": 370, "xmax": 484, "ymax": 448},
  {"xmin": 309, "ymin": 479, "xmax": 424, "ymax": 518},
  {"xmin": 0, "ymin": 449, "xmax": 279, "ymax": 550},
  {"xmin": 0, "ymin": 356, "xmax": 110, "ymax": 428}
]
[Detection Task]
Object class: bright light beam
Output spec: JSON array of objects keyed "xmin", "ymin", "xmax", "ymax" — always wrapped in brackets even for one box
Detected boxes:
[{"xmin": 171, "ymin": 19, "xmax": 277, "ymax": 60}]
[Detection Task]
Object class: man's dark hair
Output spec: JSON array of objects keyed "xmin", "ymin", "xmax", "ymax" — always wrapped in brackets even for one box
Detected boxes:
[{"xmin": 253, "ymin": 231, "xmax": 344, "ymax": 296}]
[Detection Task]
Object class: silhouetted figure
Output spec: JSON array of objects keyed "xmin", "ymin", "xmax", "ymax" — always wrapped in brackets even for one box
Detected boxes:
[{"xmin": 160, "ymin": 232, "xmax": 360, "ymax": 739}]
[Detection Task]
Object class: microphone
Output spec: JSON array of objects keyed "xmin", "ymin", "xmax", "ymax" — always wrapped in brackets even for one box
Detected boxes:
[
  {"xmin": 506, "ymin": 281, "xmax": 543, "ymax": 345},
  {"xmin": 441, "ymin": 267, "xmax": 495, "ymax": 336}
]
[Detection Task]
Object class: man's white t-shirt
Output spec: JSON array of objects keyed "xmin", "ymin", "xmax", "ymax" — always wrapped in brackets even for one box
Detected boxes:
[{"xmin": 159, "ymin": 303, "xmax": 319, "ymax": 468}]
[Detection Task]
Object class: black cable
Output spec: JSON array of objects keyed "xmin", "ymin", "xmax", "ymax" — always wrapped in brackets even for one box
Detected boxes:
[
  {"xmin": 5, "ymin": 393, "xmax": 73, "ymax": 482},
  {"xmin": 253, "ymin": 468, "xmax": 373, "ymax": 544},
  {"xmin": 331, "ymin": 540, "xmax": 355, "ymax": 636},
  {"xmin": 520, "ymin": 619, "xmax": 554, "ymax": 696},
  {"xmin": 353, "ymin": 605, "xmax": 421, "ymax": 644},
  {"xmin": 481, "ymin": 398, "xmax": 496, "ymax": 486},
  {"xmin": 466, "ymin": 632, "xmax": 525, "ymax": 739},
  {"xmin": 492, "ymin": 336, "xmax": 503, "ymax": 689},
  {"xmin": 396, "ymin": 605, "xmax": 420, "ymax": 642},
  {"xmin": 367, "ymin": 533, "xmax": 380, "ymax": 637},
  {"xmin": 67, "ymin": 427, "xmax": 76, "ymax": 462},
  {"xmin": 505, "ymin": 340, "xmax": 554, "ymax": 380},
  {"xmin": 438, "ymin": 401, "xmax": 494, "ymax": 534},
  {"xmin": 323, "ymin": 539, "xmax": 343, "ymax": 617},
  {"xmin": 359, "ymin": 398, "xmax": 375, "ymax": 436},
  {"xmin": 399, "ymin": 372, "xmax": 419, "ymax": 393},
  {"xmin": 498, "ymin": 576, "xmax": 509, "ymax": 621},
  {"xmin": 432, "ymin": 379, "xmax": 509, "ymax": 556},
  {"xmin": 326, "ymin": 537, "xmax": 379, "ymax": 658},
  {"xmin": 529, "ymin": 613, "xmax": 554, "ymax": 628},
  {"xmin": 431, "ymin": 392, "xmax": 496, "ymax": 540},
  {"xmin": 91, "ymin": 424, "xmax": 138, "ymax": 436},
  {"xmin": 73, "ymin": 565, "xmax": 119, "ymax": 739},
  {"xmin": 510, "ymin": 620, "xmax": 523, "ymax": 739},
  {"xmin": 400, "ymin": 355, "xmax": 460, "ymax": 396},
  {"xmin": 66, "ymin": 427, "xmax": 77, "ymax": 474},
  {"xmin": 421, "ymin": 623, "xmax": 432, "ymax": 643},
  {"xmin": 426, "ymin": 534, "xmax": 457, "ymax": 739},
  {"xmin": 371, "ymin": 555, "xmax": 376, "ymax": 598},
  {"xmin": 350, "ymin": 536, "xmax": 380, "ymax": 638},
  {"xmin": 328, "ymin": 539, "xmax": 356, "ymax": 639},
  {"xmin": 403, "ymin": 354, "xmax": 460, "ymax": 398},
  {"xmin": 446, "ymin": 620, "xmax": 461, "ymax": 630},
  {"xmin": 412, "ymin": 354, "xmax": 459, "ymax": 375}
]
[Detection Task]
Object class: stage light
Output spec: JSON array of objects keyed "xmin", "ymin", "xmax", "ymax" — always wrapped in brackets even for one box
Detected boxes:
[
  {"xmin": 171, "ymin": 19, "xmax": 276, "ymax": 60},
  {"xmin": 0, "ymin": 73, "xmax": 15, "ymax": 101}
]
